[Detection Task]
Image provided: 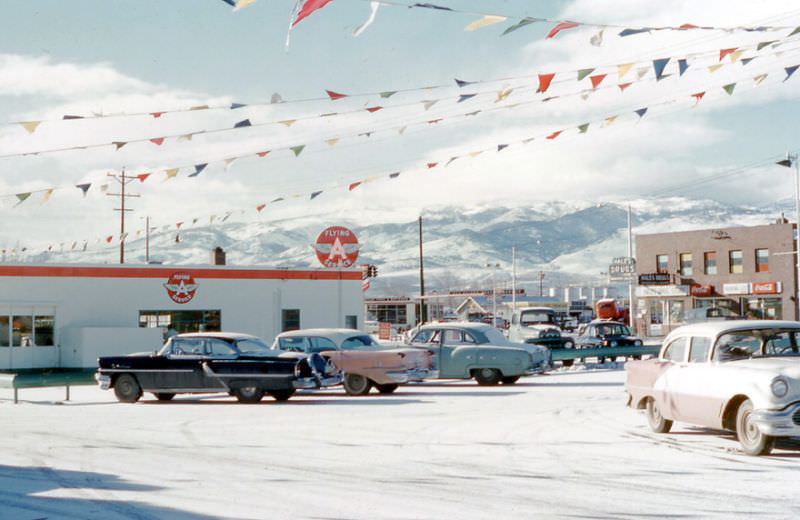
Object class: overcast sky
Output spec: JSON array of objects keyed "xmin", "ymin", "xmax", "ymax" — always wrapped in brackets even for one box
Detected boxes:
[{"xmin": 1, "ymin": 0, "xmax": 799, "ymax": 253}]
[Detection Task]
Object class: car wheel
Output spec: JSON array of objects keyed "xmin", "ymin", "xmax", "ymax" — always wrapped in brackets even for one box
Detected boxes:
[
  {"xmin": 736, "ymin": 399, "xmax": 775, "ymax": 456},
  {"xmin": 375, "ymin": 383, "xmax": 399, "ymax": 394},
  {"xmin": 562, "ymin": 359, "xmax": 574, "ymax": 367},
  {"xmin": 646, "ymin": 397, "xmax": 673, "ymax": 433},
  {"xmin": 267, "ymin": 389, "xmax": 295, "ymax": 401},
  {"xmin": 113, "ymin": 374, "xmax": 142, "ymax": 403},
  {"xmin": 153, "ymin": 393, "xmax": 175, "ymax": 401},
  {"xmin": 474, "ymin": 368, "xmax": 502, "ymax": 386},
  {"xmin": 343, "ymin": 373, "xmax": 372, "ymax": 395},
  {"xmin": 563, "ymin": 340, "xmax": 574, "ymax": 349},
  {"xmin": 501, "ymin": 376, "xmax": 520, "ymax": 385},
  {"xmin": 234, "ymin": 385, "xmax": 264, "ymax": 403}
]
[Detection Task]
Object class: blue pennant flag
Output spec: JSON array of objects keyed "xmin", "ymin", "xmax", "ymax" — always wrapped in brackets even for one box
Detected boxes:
[
  {"xmin": 678, "ymin": 59, "xmax": 688, "ymax": 76},
  {"xmin": 785, "ymin": 65, "xmax": 799, "ymax": 81},
  {"xmin": 189, "ymin": 164, "xmax": 207, "ymax": 178},
  {"xmin": 653, "ymin": 58, "xmax": 670, "ymax": 80}
]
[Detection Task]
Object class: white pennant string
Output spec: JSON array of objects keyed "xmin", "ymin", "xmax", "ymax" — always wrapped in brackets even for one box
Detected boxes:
[{"xmin": 353, "ymin": 1, "xmax": 381, "ymax": 37}]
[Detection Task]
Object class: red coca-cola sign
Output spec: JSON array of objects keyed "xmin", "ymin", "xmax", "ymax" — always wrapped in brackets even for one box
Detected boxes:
[
  {"xmin": 164, "ymin": 272, "xmax": 198, "ymax": 304},
  {"xmin": 314, "ymin": 226, "xmax": 360, "ymax": 268}
]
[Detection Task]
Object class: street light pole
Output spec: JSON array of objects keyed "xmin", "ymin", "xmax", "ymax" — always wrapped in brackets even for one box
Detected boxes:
[
  {"xmin": 486, "ymin": 263, "xmax": 500, "ymax": 327},
  {"xmin": 627, "ymin": 204, "xmax": 635, "ymax": 332},
  {"xmin": 777, "ymin": 152, "xmax": 800, "ymax": 320}
]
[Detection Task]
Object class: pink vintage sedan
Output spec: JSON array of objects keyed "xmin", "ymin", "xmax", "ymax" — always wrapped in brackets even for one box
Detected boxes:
[
  {"xmin": 626, "ymin": 320, "xmax": 800, "ymax": 455},
  {"xmin": 272, "ymin": 329, "xmax": 435, "ymax": 395}
]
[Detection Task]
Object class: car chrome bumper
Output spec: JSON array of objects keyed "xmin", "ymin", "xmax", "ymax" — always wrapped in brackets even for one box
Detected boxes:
[
  {"xmin": 95, "ymin": 373, "xmax": 111, "ymax": 390},
  {"xmin": 751, "ymin": 403, "xmax": 800, "ymax": 436},
  {"xmin": 293, "ymin": 373, "xmax": 343, "ymax": 389},
  {"xmin": 388, "ymin": 367, "xmax": 437, "ymax": 383},
  {"xmin": 524, "ymin": 361, "xmax": 548, "ymax": 376}
]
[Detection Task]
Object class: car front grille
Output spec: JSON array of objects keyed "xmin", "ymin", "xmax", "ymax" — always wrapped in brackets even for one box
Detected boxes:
[{"xmin": 792, "ymin": 409, "xmax": 800, "ymax": 426}]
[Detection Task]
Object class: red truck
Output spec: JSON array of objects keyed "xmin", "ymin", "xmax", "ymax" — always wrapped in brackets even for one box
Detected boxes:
[{"xmin": 595, "ymin": 298, "xmax": 629, "ymax": 323}]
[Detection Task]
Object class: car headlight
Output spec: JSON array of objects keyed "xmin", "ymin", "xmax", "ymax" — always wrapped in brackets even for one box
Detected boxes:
[
  {"xmin": 771, "ymin": 377, "xmax": 789, "ymax": 398},
  {"xmin": 634, "ymin": 339, "xmax": 642, "ymax": 347},
  {"xmin": 610, "ymin": 341, "xmax": 618, "ymax": 347}
]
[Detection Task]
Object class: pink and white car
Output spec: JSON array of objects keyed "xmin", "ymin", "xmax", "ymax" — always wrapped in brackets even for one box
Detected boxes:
[{"xmin": 626, "ymin": 320, "xmax": 800, "ymax": 455}]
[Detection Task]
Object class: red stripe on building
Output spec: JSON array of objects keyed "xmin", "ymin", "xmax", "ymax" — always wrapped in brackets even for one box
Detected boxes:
[{"xmin": 0, "ymin": 265, "xmax": 362, "ymax": 281}]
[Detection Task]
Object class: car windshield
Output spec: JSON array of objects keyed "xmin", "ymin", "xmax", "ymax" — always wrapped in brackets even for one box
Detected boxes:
[
  {"xmin": 341, "ymin": 335, "xmax": 379, "ymax": 349},
  {"xmin": 520, "ymin": 311, "xmax": 554, "ymax": 325},
  {"xmin": 595, "ymin": 324, "xmax": 631, "ymax": 336},
  {"xmin": 714, "ymin": 328, "xmax": 800, "ymax": 361},
  {"xmin": 236, "ymin": 338, "xmax": 271, "ymax": 355}
]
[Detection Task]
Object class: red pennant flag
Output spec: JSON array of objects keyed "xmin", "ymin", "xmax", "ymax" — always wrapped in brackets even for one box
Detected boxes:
[
  {"xmin": 106, "ymin": 235, "xmax": 113, "ymax": 243},
  {"xmin": 176, "ymin": 222, "xmax": 184, "ymax": 229},
  {"xmin": 546, "ymin": 130, "xmax": 563, "ymax": 140},
  {"xmin": 349, "ymin": 181, "xmax": 362, "ymax": 191},
  {"xmin": 136, "ymin": 173, "xmax": 151, "ymax": 183},
  {"xmin": 679, "ymin": 23, "xmax": 699, "ymax": 30},
  {"xmin": 293, "ymin": 0, "xmax": 334, "ymax": 27},
  {"xmin": 618, "ymin": 82, "xmax": 632, "ymax": 91},
  {"xmin": 365, "ymin": 106, "xmax": 383, "ymax": 113},
  {"xmin": 150, "ymin": 112, "xmax": 164, "ymax": 118},
  {"xmin": 149, "ymin": 137, "xmax": 164, "ymax": 146},
  {"xmin": 589, "ymin": 74, "xmax": 607, "ymax": 89},
  {"xmin": 256, "ymin": 203, "xmax": 266, "ymax": 212},
  {"xmin": 256, "ymin": 151, "xmax": 270, "ymax": 157},
  {"xmin": 691, "ymin": 91, "xmax": 706, "ymax": 104},
  {"xmin": 546, "ymin": 21, "xmax": 579, "ymax": 39},
  {"xmin": 719, "ymin": 48, "xmax": 737, "ymax": 61},
  {"xmin": 326, "ymin": 89, "xmax": 348, "ymax": 100},
  {"xmin": 427, "ymin": 162, "xmax": 438, "ymax": 169},
  {"xmin": 537, "ymin": 73, "xmax": 555, "ymax": 93}
]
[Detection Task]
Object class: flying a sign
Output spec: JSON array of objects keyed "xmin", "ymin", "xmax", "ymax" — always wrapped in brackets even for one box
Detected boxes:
[{"xmin": 314, "ymin": 226, "xmax": 360, "ymax": 268}]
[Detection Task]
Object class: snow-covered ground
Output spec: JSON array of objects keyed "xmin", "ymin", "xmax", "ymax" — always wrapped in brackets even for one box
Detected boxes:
[{"xmin": 1, "ymin": 367, "xmax": 798, "ymax": 519}]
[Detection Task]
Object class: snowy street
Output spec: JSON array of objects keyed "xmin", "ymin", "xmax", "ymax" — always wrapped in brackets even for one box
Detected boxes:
[{"xmin": 1, "ymin": 367, "xmax": 798, "ymax": 519}]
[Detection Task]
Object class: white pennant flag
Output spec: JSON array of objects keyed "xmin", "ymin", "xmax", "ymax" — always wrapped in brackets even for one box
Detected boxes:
[{"xmin": 353, "ymin": 1, "xmax": 380, "ymax": 37}]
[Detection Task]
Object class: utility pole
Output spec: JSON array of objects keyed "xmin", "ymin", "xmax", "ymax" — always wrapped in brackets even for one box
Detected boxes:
[
  {"xmin": 627, "ymin": 204, "xmax": 636, "ymax": 332},
  {"xmin": 538, "ymin": 271, "xmax": 545, "ymax": 297},
  {"xmin": 418, "ymin": 216, "xmax": 426, "ymax": 324},
  {"xmin": 106, "ymin": 168, "xmax": 139, "ymax": 264},
  {"xmin": 777, "ymin": 152, "xmax": 800, "ymax": 320},
  {"xmin": 511, "ymin": 246, "xmax": 517, "ymax": 311},
  {"xmin": 145, "ymin": 216, "xmax": 150, "ymax": 264}
]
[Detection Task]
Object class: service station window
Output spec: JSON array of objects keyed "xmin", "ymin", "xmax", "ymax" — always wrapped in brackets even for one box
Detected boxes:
[
  {"xmin": 139, "ymin": 310, "xmax": 221, "ymax": 335},
  {"xmin": 345, "ymin": 315, "xmax": 358, "ymax": 329},
  {"xmin": 282, "ymin": 309, "xmax": 300, "ymax": 332},
  {"xmin": 0, "ymin": 312, "xmax": 55, "ymax": 347}
]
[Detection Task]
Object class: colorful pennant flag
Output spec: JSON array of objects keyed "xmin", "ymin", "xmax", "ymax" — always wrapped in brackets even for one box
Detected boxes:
[
  {"xmin": 678, "ymin": 59, "xmax": 689, "ymax": 76},
  {"xmin": 150, "ymin": 137, "xmax": 165, "ymax": 146},
  {"xmin": 457, "ymin": 94, "xmax": 477, "ymax": 103},
  {"xmin": 165, "ymin": 168, "xmax": 179, "ymax": 179},
  {"xmin": 137, "ymin": 173, "xmax": 151, "ymax": 183},
  {"xmin": 380, "ymin": 91, "xmax": 397, "ymax": 98},
  {"xmin": 427, "ymin": 162, "xmax": 438, "ymax": 169},
  {"xmin": 256, "ymin": 150, "xmax": 271, "ymax": 157},
  {"xmin": 502, "ymin": 17, "xmax": 536, "ymax": 36},
  {"xmin": 722, "ymin": 83, "xmax": 737, "ymax": 95},
  {"xmin": 784, "ymin": 65, "xmax": 799, "ymax": 81},
  {"xmin": 496, "ymin": 87, "xmax": 513, "ymax": 102},
  {"xmin": 454, "ymin": 78, "xmax": 477, "ymax": 87},
  {"xmin": 348, "ymin": 181, "xmax": 362, "ymax": 191},
  {"xmin": 465, "ymin": 15, "xmax": 506, "ymax": 32},
  {"xmin": 634, "ymin": 108, "xmax": 648, "ymax": 119},
  {"xmin": 537, "ymin": 73, "xmax": 555, "ymax": 93},
  {"xmin": 617, "ymin": 63, "xmax": 633, "ymax": 80},
  {"xmin": 422, "ymin": 100, "xmax": 438, "ymax": 110},
  {"xmin": 231, "ymin": 103, "xmax": 247, "ymax": 109},
  {"xmin": 757, "ymin": 40, "xmax": 777, "ymax": 51},
  {"xmin": 76, "ymin": 183, "xmax": 91, "ymax": 196},
  {"xmin": 546, "ymin": 130, "xmax": 562, "ymax": 140},
  {"xmin": 293, "ymin": 0, "xmax": 334, "ymax": 27},
  {"xmin": 546, "ymin": 21, "xmax": 579, "ymax": 39},
  {"xmin": 234, "ymin": 119, "xmax": 252, "ymax": 128},
  {"xmin": 310, "ymin": 190, "xmax": 323, "ymax": 199},
  {"xmin": 691, "ymin": 92, "xmax": 705, "ymax": 105},
  {"xmin": 578, "ymin": 123, "xmax": 589, "ymax": 133},
  {"xmin": 20, "ymin": 121, "xmax": 41, "ymax": 134},
  {"xmin": 189, "ymin": 164, "xmax": 207, "ymax": 177},
  {"xmin": 719, "ymin": 48, "xmax": 737, "ymax": 61},
  {"xmin": 653, "ymin": 58, "xmax": 670, "ymax": 80},
  {"xmin": 618, "ymin": 82, "xmax": 632, "ymax": 91},
  {"xmin": 577, "ymin": 68, "xmax": 594, "ymax": 81},
  {"xmin": 589, "ymin": 74, "xmax": 606, "ymax": 89},
  {"xmin": 291, "ymin": 145, "xmax": 305, "ymax": 156},
  {"xmin": 326, "ymin": 90, "xmax": 348, "ymax": 100},
  {"xmin": 15, "ymin": 193, "xmax": 31, "ymax": 205},
  {"xmin": 256, "ymin": 203, "xmax": 266, "ymax": 212},
  {"xmin": 497, "ymin": 144, "xmax": 509, "ymax": 152},
  {"xmin": 389, "ymin": 172, "xmax": 400, "ymax": 179},
  {"xmin": 753, "ymin": 73, "xmax": 768, "ymax": 85}
]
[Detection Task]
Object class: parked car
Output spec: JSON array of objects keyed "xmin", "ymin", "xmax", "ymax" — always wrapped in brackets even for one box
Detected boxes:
[
  {"xmin": 96, "ymin": 332, "xmax": 342, "ymax": 403},
  {"xmin": 625, "ymin": 320, "xmax": 800, "ymax": 455},
  {"xmin": 271, "ymin": 328, "xmax": 434, "ymax": 395},
  {"xmin": 507, "ymin": 308, "xmax": 576, "ymax": 363},
  {"xmin": 405, "ymin": 322, "xmax": 549, "ymax": 385},
  {"xmin": 683, "ymin": 306, "xmax": 739, "ymax": 324},
  {"xmin": 576, "ymin": 320, "xmax": 643, "ymax": 362}
]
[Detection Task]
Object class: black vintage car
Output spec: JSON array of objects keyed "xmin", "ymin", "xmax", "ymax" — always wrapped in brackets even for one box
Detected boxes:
[
  {"xmin": 575, "ymin": 321, "xmax": 643, "ymax": 362},
  {"xmin": 96, "ymin": 332, "xmax": 342, "ymax": 403}
]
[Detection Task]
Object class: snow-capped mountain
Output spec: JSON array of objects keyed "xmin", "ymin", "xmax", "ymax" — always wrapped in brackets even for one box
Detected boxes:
[{"xmin": 15, "ymin": 197, "xmax": 793, "ymax": 296}]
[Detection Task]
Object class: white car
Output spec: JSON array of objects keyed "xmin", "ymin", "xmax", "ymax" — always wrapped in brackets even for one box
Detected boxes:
[{"xmin": 626, "ymin": 320, "xmax": 800, "ymax": 455}]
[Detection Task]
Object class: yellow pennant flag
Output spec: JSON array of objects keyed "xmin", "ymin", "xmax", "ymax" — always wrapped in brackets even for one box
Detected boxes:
[
  {"xmin": 464, "ymin": 15, "xmax": 507, "ymax": 32},
  {"xmin": 753, "ymin": 73, "xmax": 768, "ymax": 85},
  {"xmin": 708, "ymin": 64, "xmax": 724, "ymax": 73},
  {"xmin": 326, "ymin": 138, "xmax": 340, "ymax": 146},
  {"xmin": 233, "ymin": 0, "xmax": 257, "ymax": 11},
  {"xmin": 20, "ymin": 121, "xmax": 42, "ymax": 134},
  {"xmin": 363, "ymin": 176, "xmax": 379, "ymax": 183},
  {"xmin": 728, "ymin": 50, "xmax": 744, "ymax": 63},
  {"xmin": 280, "ymin": 119, "xmax": 297, "ymax": 127},
  {"xmin": 496, "ymin": 87, "xmax": 513, "ymax": 102},
  {"xmin": 605, "ymin": 115, "xmax": 618, "ymax": 126},
  {"xmin": 617, "ymin": 63, "xmax": 633, "ymax": 80},
  {"xmin": 165, "ymin": 168, "xmax": 179, "ymax": 179},
  {"xmin": 468, "ymin": 151, "xmax": 483, "ymax": 158},
  {"xmin": 190, "ymin": 105, "xmax": 209, "ymax": 111},
  {"xmin": 42, "ymin": 189, "xmax": 54, "ymax": 204}
]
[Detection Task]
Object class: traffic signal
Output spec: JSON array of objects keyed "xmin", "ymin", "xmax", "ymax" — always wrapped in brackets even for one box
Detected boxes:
[{"xmin": 368, "ymin": 265, "xmax": 378, "ymax": 278}]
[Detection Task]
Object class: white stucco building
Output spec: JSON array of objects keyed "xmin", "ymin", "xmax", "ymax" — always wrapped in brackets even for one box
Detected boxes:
[{"xmin": 0, "ymin": 263, "xmax": 363, "ymax": 370}]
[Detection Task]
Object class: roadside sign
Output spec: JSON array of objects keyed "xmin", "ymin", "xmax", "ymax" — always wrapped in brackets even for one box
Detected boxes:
[
  {"xmin": 608, "ymin": 257, "xmax": 636, "ymax": 281},
  {"xmin": 314, "ymin": 226, "xmax": 360, "ymax": 268},
  {"xmin": 378, "ymin": 322, "xmax": 392, "ymax": 340}
]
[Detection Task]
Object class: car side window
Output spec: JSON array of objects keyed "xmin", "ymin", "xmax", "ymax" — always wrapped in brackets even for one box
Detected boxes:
[
  {"xmin": 171, "ymin": 338, "xmax": 205, "ymax": 356},
  {"xmin": 442, "ymin": 330, "xmax": 476, "ymax": 345},
  {"xmin": 279, "ymin": 336, "xmax": 310, "ymax": 353},
  {"xmin": 662, "ymin": 337, "xmax": 688, "ymax": 362},
  {"xmin": 309, "ymin": 337, "xmax": 338, "ymax": 353},
  {"xmin": 714, "ymin": 333, "xmax": 761, "ymax": 361},
  {"xmin": 411, "ymin": 330, "xmax": 435, "ymax": 344},
  {"xmin": 341, "ymin": 335, "xmax": 373, "ymax": 350},
  {"xmin": 207, "ymin": 339, "xmax": 236, "ymax": 357},
  {"xmin": 689, "ymin": 337, "xmax": 711, "ymax": 363}
]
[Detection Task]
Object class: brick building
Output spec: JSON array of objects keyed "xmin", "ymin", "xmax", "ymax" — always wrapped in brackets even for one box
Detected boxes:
[{"xmin": 634, "ymin": 220, "xmax": 796, "ymax": 337}]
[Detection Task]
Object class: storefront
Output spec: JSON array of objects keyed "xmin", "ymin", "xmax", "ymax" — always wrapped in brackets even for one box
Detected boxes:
[{"xmin": 0, "ymin": 264, "xmax": 363, "ymax": 370}]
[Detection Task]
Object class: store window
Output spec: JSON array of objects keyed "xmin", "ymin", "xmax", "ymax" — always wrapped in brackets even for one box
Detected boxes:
[
  {"xmin": 0, "ymin": 310, "xmax": 56, "ymax": 347},
  {"xmin": 729, "ymin": 250, "xmax": 743, "ymax": 274},
  {"xmin": 743, "ymin": 297, "xmax": 782, "ymax": 320},
  {"xmin": 345, "ymin": 315, "xmax": 358, "ymax": 329},
  {"xmin": 656, "ymin": 255, "xmax": 669, "ymax": 274},
  {"xmin": 282, "ymin": 309, "xmax": 300, "ymax": 332},
  {"xmin": 369, "ymin": 304, "xmax": 408, "ymax": 325},
  {"xmin": 0, "ymin": 316, "xmax": 9, "ymax": 347},
  {"xmin": 34, "ymin": 315, "xmax": 55, "ymax": 346},
  {"xmin": 679, "ymin": 253, "xmax": 693, "ymax": 276},
  {"xmin": 755, "ymin": 248, "xmax": 769, "ymax": 273},
  {"xmin": 139, "ymin": 310, "xmax": 221, "ymax": 335},
  {"xmin": 12, "ymin": 316, "xmax": 33, "ymax": 346},
  {"xmin": 704, "ymin": 252, "xmax": 717, "ymax": 275}
]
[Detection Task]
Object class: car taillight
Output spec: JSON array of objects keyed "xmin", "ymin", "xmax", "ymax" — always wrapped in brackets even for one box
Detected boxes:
[{"xmin": 398, "ymin": 352, "xmax": 406, "ymax": 358}]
